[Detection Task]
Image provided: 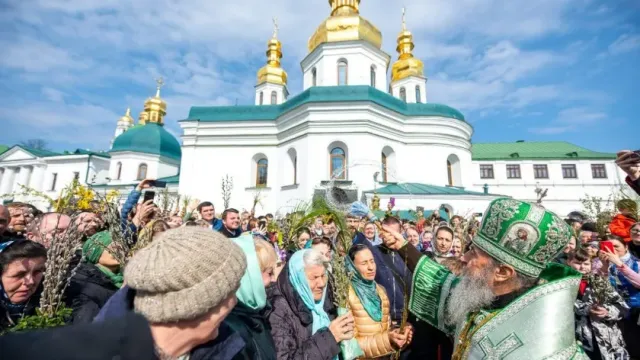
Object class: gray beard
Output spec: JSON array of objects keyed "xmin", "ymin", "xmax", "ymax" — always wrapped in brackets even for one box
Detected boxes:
[{"xmin": 445, "ymin": 266, "xmax": 496, "ymax": 327}]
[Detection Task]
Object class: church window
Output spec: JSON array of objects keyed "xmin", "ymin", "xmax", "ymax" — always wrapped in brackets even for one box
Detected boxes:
[
  {"xmin": 562, "ymin": 164, "xmax": 578, "ymax": 179},
  {"xmin": 480, "ymin": 165, "xmax": 494, "ymax": 179},
  {"xmin": 534, "ymin": 165, "xmax": 549, "ymax": 179},
  {"xmin": 337, "ymin": 60, "xmax": 348, "ymax": 86},
  {"xmin": 293, "ymin": 156, "xmax": 297, "ymax": 184},
  {"xmin": 591, "ymin": 164, "xmax": 607, "ymax": 179},
  {"xmin": 381, "ymin": 152, "xmax": 388, "ymax": 183},
  {"xmin": 330, "ymin": 147, "xmax": 347, "ymax": 180},
  {"xmin": 50, "ymin": 173, "xmax": 58, "ymax": 191},
  {"xmin": 271, "ymin": 91, "xmax": 277, "ymax": 105},
  {"xmin": 506, "ymin": 165, "xmax": 521, "ymax": 179},
  {"xmin": 137, "ymin": 163, "xmax": 148, "ymax": 181},
  {"xmin": 256, "ymin": 159, "xmax": 268, "ymax": 187},
  {"xmin": 370, "ymin": 66, "xmax": 376, "ymax": 88},
  {"xmin": 400, "ymin": 87, "xmax": 406, "ymax": 102},
  {"xmin": 415, "ymin": 86, "xmax": 422, "ymax": 103},
  {"xmin": 447, "ymin": 160, "xmax": 453, "ymax": 186},
  {"xmin": 312, "ymin": 68, "xmax": 317, "ymax": 86},
  {"xmin": 116, "ymin": 162, "xmax": 122, "ymax": 180},
  {"xmin": 259, "ymin": 92, "xmax": 264, "ymax": 105}
]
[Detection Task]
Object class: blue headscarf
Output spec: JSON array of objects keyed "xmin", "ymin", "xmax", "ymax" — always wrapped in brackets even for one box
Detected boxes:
[
  {"xmin": 346, "ymin": 252, "xmax": 382, "ymax": 322},
  {"xmin": 288, "ymin": 250, "xmax": 331, "ymax": 334},
  {"xmin": 232, "ymin": 234, "xmax": 267, "ymax": 310}
]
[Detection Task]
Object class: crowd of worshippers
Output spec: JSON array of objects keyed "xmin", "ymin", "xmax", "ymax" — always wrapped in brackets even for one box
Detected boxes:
[{"xmin": 0, "ymin": 151, "xmax": 638, "ymax": 360}]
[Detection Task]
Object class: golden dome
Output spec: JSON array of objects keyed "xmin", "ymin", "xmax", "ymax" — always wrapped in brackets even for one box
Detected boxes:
[
  {"xmin": 142, "ymin": 78, "xmax": 167, "ymax": 125},
  {"xmin": 308, "ymin": 0, "xmax": 382, "ymax": 53},
  {"xmin": 257, "ymin": 19, "xmax": 288, "ymax": 86},
  {"xmin": 391, "ymin": 8, "xmax": 424, "ymax": 82},
  {"xmin": 118, "ymin": 107, "xmax": 134, "ymax": 125}
]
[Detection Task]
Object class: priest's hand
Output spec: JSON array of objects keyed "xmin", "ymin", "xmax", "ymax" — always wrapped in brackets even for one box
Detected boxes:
[{"xmin": 380, "ymin": 225, "xmax": 407, "ymax": 250}]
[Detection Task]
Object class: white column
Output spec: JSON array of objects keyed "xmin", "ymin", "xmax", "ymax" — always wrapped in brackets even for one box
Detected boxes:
[
  {"xmin": 17, "ymin": 166, "xmax": 33, "ymax": 189},
  {"xmin": 31, "ymin": 165, "xmax": 46, "ymax": 192},
  {"xmin": 0, "ymin": 168, "xmax": 4, "ymax": 193},
  {"xmin": 0, "ymin": 167, "xmax": 17, "ymax": 196}
]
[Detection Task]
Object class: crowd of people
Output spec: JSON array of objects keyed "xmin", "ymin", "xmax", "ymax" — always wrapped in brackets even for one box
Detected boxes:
[{"xmin": 0, "ymin": 150, "xmax": 638, "ymax": 360}]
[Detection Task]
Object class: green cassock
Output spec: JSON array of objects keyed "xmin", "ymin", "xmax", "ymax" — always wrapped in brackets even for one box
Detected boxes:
[{"xmin": 408, "ymin": 198, "xmax": 589, "ymax": 360}]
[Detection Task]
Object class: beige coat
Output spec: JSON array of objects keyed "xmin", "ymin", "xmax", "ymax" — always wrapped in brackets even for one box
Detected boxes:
[{"xmin": 348, "ymin": 284, "xmax": 395, "ymax": 359}]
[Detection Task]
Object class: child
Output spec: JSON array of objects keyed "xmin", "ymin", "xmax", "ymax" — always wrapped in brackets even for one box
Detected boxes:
[
  {"xmin": 610, "ymin": 199, "xmax": 638, "ymax": 243},
  {"xmin": 568, "ymin": 250, "xmax": 630, "ymax": 360}
]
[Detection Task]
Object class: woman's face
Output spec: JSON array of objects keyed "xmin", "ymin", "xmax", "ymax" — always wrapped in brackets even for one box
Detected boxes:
[
  {"xmin": 406, "ymin": 229, "xmax": 420, "ymax": 247},
  {"xmin": 564, "ymin": 236, "xmax": 576, "ymax": 254},
  {"xmin": 1, "ymin": 256, "xmax": 46, "ymax": 304},
  {"xmin": 422, "ymin": 232, "xmax": 433, "ymax": 244},
  {"xmin": 451, "ymin": 238, "xmax": 462, "ymax": 257},
  {"xmin": 312, "ymin": 243, "xmax": 332, "ymax": 261},
  {"xmin": 305, "ymin": 264, "xmax": 328, "ymax": 301},
  {"xmin": 297, "ymin": 232, "xmax": 310, "ymax": 249},
  {"xmin": 364, "ymin": 224, "xmax": 376, "ymax": 240},
  {"xmin": 261, "ymin": 266, "xmax": 276, "ymax": 287},
  {"xmin": 451, "ymin": 217, "xmax": 461, "ymax": 227},
  {"xmin": 611, "ymin": 239, "xmax": 627, "ymax": 258},
  {"xmin": 631, "ymin": 224, "xmax": 640, "ymax": 245},
  {"xmin": 353, "ymin": 248, "xmax": 376, "ymax": 281},
  {"xmin": 434, "ymin": 229, "xmax": 453, "ymax": 254}
]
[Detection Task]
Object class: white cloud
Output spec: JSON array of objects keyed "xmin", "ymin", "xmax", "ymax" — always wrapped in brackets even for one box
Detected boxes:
[
  {"xmin": 528, "ymin": 107, "xmax": 608, "ymax": 134},
  {"xmin": 608, "ymin": 33, "xmax": 640, "ymax": 55}
]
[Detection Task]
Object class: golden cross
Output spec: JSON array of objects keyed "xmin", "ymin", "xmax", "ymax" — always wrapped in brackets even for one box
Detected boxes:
[
  {"xmin": 272, "ymin": 17, "xmax": 279, "ymax": 39},
  {"xmin": 155, "ymin": 77, "xmax": 164, "ymax": 97},
  {"xmin": 402, "ymin": 7, "xmax": 406, "ymax": 30}
]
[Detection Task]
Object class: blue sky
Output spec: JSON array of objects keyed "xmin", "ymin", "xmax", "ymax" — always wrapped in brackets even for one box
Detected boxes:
[{"xmin": 0, "ymin": 0, "xmax": 638, "ymax": 153}]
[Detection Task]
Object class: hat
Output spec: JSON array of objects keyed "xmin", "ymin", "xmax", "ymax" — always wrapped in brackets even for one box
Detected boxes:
[
  {"xmin": 472, "ymin": 198, "xmax": 572, "ymax": 278},
  {"xmin": 580, "ymin": 222, "xmax": 597, "ymax": 233},
  {"xmin": 124, "ymin": 227, "xmax": 247, "ymax": 323}
]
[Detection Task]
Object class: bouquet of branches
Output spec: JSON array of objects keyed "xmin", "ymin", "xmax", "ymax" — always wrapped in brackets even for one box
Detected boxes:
[{"xmin": 589, "ymin": 273, "xmax": 616, "ymax": 306}]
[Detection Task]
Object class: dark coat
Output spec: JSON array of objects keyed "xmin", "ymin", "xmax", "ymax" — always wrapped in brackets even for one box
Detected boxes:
[
  {"xmin": 0, "ymin": 285, "xmax": 42, "ymax": 333},
  {"xmin": 66, "ymin": 263, "xmax": 119, "ymax": 324},
  {"xmin": 0, "ymin": 312, "xmax": 156, "ymax": 360},
  {"xmin": 225, "ymin": 301, "xmax": 277, "ymax": 360},
  {"xmin": 267, "ymin": 265, "xmax": 340, "ymax": 360},
  {"xmin": 94, "ymin": 286, "xmax": 245, "ymax": 360}
]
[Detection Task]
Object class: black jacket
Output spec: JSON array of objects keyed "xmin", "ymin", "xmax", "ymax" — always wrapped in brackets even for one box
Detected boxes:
[
  {"xmin": 267, "ymin": 265, "xmax": 340, "ymax": 360},
  {"xmin": 66, "ymin": 263, "xmax": 119, "ymax": 324},
  {"xmin": 226, "ymin": 301, "xmax": 277, "ymax": 360},
  {"xmin": 0, "ymin": 286, "xmax": 42, "ymax": 333}
]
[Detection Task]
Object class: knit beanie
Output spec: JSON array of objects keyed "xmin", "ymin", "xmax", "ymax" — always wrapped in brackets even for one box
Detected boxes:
[
  {"xmin": 83, "ymin": 231, "xmax": 112, "ymax": 264},
  {"xmin": 124, "ymin": 227, "xmax": 247, "ymax": 323}
]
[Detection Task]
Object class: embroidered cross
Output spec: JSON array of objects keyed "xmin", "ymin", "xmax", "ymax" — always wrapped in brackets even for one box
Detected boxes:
[{"xmin": 479, "ymin": 333, "xmax": 523, "ymax": 360}]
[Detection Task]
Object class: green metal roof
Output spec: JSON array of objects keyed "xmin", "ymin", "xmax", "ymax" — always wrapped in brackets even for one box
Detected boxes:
[
  {"xmin": 0, "ymin": 145, "xmax": 62, "ymax": 158},
  {"xmin": 185, "ymin": 86, "xmax": 465, "ymax": 122},
  {"xmin": 110, "ymin": 123, "xmax": 182, "ymax": 161},
  {"xmin": 472, "ymin": 141, "xmax": 616, "ymax": 161},
  {"xmin": 0, "ymin": 145, "xmax": 7, "ymax": 156},
  {"xmin": 372, "ymin": 209, "xmax": 450, "ymax": 221},
  {"xmin": 363, "ymin": 183, "xmax": 491, "ymax": 196},
  {"xmin": 67, "ymin": 149, "xmax": 111, "ymax": 158}
]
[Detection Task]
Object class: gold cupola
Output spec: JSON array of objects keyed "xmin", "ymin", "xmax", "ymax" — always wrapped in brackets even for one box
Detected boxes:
[
  {"xmin": 118, "ymin": 107, "xmax": 134, "ymax": 126},
  {"xmin": 141, "ymin": 78, "xmax": 167, "ymax": 125},
  {"xmin": 256, "ymin": 19, "xmax": 288, "ymax": 86},
  {"xmin": 391, "ymin": 8, "xmax": 424, "ymax": 82},
  {"xmin": 308, "ymin": 0, "xmax": 382, "ymax": 53}
]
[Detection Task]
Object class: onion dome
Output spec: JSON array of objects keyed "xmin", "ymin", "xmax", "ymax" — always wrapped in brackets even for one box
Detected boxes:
[
  {"xmin": 391, "ymin": 8, "xmax": 424, "ymax": 82},
  {"xmin": 256, "ymin": 19, "xmax": 288, "ymax": 86}
]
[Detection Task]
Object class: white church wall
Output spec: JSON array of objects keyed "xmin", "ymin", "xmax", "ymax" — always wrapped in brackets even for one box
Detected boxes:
[
  {"xmin": 109, "ymin": 153, "xmax": 179, "ymax": 184},
  {"xmin": 42, "ymin": 158, "xmax": 94, "ymax": 198}
]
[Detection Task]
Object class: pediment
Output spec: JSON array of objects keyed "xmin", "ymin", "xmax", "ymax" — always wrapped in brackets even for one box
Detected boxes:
[{"xmin": 0, "ymin": 147, "xmax": 37, "ymax": 162}]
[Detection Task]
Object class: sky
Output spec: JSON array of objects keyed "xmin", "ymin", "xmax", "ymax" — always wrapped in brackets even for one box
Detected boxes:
[{"xmin": 0, "ymin": 0, "xmax": 638, "ymax": 154}]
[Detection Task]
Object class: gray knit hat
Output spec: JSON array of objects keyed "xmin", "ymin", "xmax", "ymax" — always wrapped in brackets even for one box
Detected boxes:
[{"xmin": 124, "ymin": 227, "xmax": 247, "ymax": 323}]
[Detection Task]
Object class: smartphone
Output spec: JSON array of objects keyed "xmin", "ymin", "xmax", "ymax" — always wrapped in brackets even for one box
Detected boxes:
[
  {"xmin": 143, "ymin": 191, "xmax": 156, "ymax": 203},
  {"xmin": 149, "ymin": 180, "xmax": 167, "ymax": 188},
  {"xmin": 599, "ymin": 241, "xmax": 614, "ymax": 254}
]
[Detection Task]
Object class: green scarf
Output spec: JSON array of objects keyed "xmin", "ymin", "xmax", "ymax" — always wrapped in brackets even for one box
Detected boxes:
[
  {"xmin": 346, "ymin": 255, "xmax": 382, "ymax": 322},
  {"xmin": 82, "ymin": 231, "xmax": 123, "ymax": 289}
]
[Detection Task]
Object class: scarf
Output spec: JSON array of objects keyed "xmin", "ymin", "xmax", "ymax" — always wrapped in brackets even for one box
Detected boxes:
[
  {"xmin": 82, "ymin": 231, "xmax": 123, "ymax": 288},
  {"xmin": 232, "ymin": 234, "xmax": 267, "ymax": 310},
  {"xmin": 288, "ymin": 250, "xmax": 330, "ymax": 334},
  {"xmin": 346, "ymin": 255, "xmax": 382, "ymax": 322},
  {"xmin": 0, "ymin": 241, "xmax": 31, "ymax": 319}
]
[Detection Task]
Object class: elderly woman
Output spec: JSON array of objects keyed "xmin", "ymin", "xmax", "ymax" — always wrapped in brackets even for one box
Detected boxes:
[
  {"xmin": 0, "ymin": 240, "xmax": 47, "ymax": 332},
  {"xmin": 67, "ymin": 231, "xmax": 122, "ymax": 324},
  {"xmin": 347, "ymin": 244, "xmax": 412, "ymax": 359},
  {"xmin": 226, "ymin": 234, "xmax": 278, "ymax": 359},
  {"xmin": 363, "ymin": 222, "xmax": 381, "ymax": 246},
  {"xmin": 268, "ymin": 249, "xmax": 355, "ymax": 360}
]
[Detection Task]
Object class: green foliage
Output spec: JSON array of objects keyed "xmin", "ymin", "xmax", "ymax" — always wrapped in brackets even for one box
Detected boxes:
[{"xmin": 9, "ymin": 307, "xmax": 72, "ymax": 333}]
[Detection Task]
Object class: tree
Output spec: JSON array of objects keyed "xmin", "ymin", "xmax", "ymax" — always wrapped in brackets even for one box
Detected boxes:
[
  {"xmin": 20, "ymin": 139, "xmax": 49, "ymax": 150},
  {"xmin": 221, "ymin": 175, "xmax": 233, "ymax": 209}
]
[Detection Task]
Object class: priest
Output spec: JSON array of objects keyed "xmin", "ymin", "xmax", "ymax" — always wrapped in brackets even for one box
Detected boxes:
[{"xmin": 380, "ymin": 198, "xmax": 588, "ymax": 359}]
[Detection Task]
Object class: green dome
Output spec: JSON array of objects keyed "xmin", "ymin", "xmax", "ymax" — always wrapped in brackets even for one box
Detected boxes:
[{"xmin": 111, "ymin": 123, "xmax": 181, "ymax": 160}]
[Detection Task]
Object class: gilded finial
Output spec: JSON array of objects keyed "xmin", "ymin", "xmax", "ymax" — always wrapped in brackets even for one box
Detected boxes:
[
  {"xmin": 402, "ymin": 7, "xmax": 406, "ymax": 31},
  {"xmin": 155, "ymin": 77, "xmax": 165, "ymax": 97},
  {"xmin": 272, "ymin": 17, "xmax": 279, "ymax": 39},
  {"xmin": 125, "ymin": 107, "xmax": 131, "ymax": 116}
]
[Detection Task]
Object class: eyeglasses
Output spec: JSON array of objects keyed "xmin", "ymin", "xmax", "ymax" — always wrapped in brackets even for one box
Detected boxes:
[{"xmin": 631, "ymin": 228, "xmax": 640, "ymax": 234}]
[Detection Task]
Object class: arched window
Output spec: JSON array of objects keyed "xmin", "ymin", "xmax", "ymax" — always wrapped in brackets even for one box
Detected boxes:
[
  {"xmin": 136, "ymin": 163, "xmax": 148, "ymax": 181},
  {"xmin": 381, "ymin": 146, "xmax": 396, "ymax": 183},
  {"xmin": 259, "ymin": 92, "xmax": 264, "ymax": 105},
  {"xmin": 400, "ymin": 87, "xmax": 406, "ymax": 102},
  {"xmin": 370, "ymin": 66, "xmax": 376, "ymax": 88},
  {"xmin": 270, "ymin": 91, "xmax": 277, "ymax": 105},
  {"xmin": 287, "ymin": 148, "xmax": 298, "ymax": 185},
  {"xmin": 447, "ymin": 160, "xmax": 453, "ymax": 186},
  {"xmin": 330, "ymin": 147, "xmax": 346, "ymax": 180},
  {"xmin": 115, "ymin": 162, "xmax": 122, "ymax": 180},
  {"xmin": 447, "ymin": 154, "xmax": 462, "ymax": 187},
  {"xmin": 415, "ymin": 86, "xmax": 422, "ymax": 103},
  {"xmin": 312, "ymin": 68, "xmax": 317, "ymax": 86},
  {"xmin": 256, "ymin": 159, "xmax": 268, "ymax": 187},
  {"xmin": 293, "ymin": 156, "xmax": 297, "ymax": 184},
  {"xmin": 381, "ymin": 152, "xmax": 387, "ymax": 183},
  {"xmin": 337, "ymin": 60, "xmax": 348, "ymax": 86}
]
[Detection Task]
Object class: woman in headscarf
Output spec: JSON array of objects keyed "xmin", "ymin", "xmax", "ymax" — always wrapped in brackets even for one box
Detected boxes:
[
  {"xmin": 0, "ymin": 240, "xmax": 46, "ymax": 332},
  {"xmin": 268, "ymin": 249, "xmax": 355, "ymax": 360},
  {"xmin": 346, "ymin": 244, "xmax": 412, "ymax": 359},
  {"xmin": 67, "ymin": 231, "xmax": 123, "ymax": 323},
  {"xmin": 423, "ymin": 226, "xmax": 454, "ymax": 264},
  {"xmin": 405, "ymin": 227, "xmax": 422, "ymax": 252},
  {"xmin": 225, "ymin": 234, "xmax": 278, "ymax": 359}
]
